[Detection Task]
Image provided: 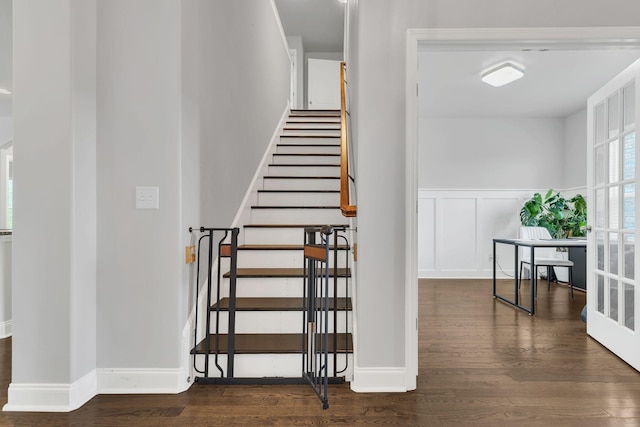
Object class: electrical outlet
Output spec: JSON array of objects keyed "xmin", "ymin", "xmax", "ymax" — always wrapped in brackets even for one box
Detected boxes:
[{"xmin": 185, "ymin": 246, "xmax": 196, "ymax": 264}]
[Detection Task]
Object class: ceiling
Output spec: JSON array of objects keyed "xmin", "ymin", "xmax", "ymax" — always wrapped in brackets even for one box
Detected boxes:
[
  {"xmin": 3, "ymin": 4, "xmax": 640, "ymax": 120},
  {"xmin": 419, "ymin": 48, "xmax": 640, "ymax": 118},
  {"xmin": 274, "ymin": 0, "xmax": 345, "ymax": 52}
]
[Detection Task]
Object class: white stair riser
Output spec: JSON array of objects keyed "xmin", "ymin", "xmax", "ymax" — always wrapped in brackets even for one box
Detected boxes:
[
  {"xmin": 211, "ymin": 312, "xmax": 352, "ymax": 334},
  {"xmin": 285, "ymin": 123, "xmax": 340, "ymax": 130},
  {"xmin": 223, "ymin": 277, "xmax": 351, "ymax": 298},
  {"xmin": 243, "ymin": 227, "xmax": 323, "ymax": 245},
  {"xmin": 272, "ymin": 154, "xmax": 340, "ymax": 165},
  {"xmin": 193, "ymin": 354, "xmax": 353, "ymax": 379},
  {"xmin": 257, "ymin": 191, "xmax": 338, "ymax": 206},
  {"xmin": 282, "ymin": 129, "xmax": 340, "ymax": 137},
  {"xmin": 238, "ymin": 249, "xmax": 349, "ymax": 268},
  {"xmin": 251, "ymin": 208, "xmax": 344, "ymax": 224},
  {"xmin": 276, "ymin": 145, "xmax": 340, "ymax": 155},
  {"xmin": 280, "ymin": 137, "xmax": 339, "ymax": 145},
  {"xmin": 268, "ymin": 165, "xmax": 339, "ymax": 177},
  {"xmin": 263, "ymin": 178, "xmax": 339, "ymax": 191}
]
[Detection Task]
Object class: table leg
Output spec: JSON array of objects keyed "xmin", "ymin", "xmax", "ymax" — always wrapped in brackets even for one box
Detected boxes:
[{"xmin": 530, "ymin": 246, "xmax": 536, "ymax": 315}]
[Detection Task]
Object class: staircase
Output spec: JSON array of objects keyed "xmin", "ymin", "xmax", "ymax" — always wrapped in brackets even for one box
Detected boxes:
[{"xmin": 192, "ymin": 109, "xmax": 354, "ymax": 382}]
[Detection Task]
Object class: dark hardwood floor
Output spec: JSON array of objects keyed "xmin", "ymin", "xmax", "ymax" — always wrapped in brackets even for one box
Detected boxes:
[{"xmin": 0, "ymin": 279, "xmax": 638, "ymax": 426}]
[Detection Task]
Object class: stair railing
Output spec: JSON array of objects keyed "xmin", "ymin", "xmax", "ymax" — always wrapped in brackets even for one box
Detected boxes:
[
  {"xmin": 340, "ymin": 61, "xmax": 357, "ymax": 218},
  {"xmin": 189, "ymin": 226, "xmax": 239, "ymax": 382}
]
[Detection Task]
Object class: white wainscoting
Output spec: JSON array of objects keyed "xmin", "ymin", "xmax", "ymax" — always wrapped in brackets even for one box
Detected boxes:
[{"xmin": 419, "ymin": 189, "xmax": 541, "ymax": 278}]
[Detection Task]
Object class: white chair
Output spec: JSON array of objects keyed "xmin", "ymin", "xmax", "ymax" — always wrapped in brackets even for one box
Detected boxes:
[{"xmin": 519, "ymin": 226, "xmax": 574, "ymax": 298}]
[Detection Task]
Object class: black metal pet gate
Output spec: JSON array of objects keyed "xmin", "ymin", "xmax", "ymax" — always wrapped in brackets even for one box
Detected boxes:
[{"xmin": 189, "ymin": 225, "xmax": 349, "ymax": 409}]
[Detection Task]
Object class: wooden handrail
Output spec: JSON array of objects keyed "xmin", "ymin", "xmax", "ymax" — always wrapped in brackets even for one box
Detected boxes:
[{"xmin": 340, "ymin": 62, "xmax": 356, "ymax": 217}]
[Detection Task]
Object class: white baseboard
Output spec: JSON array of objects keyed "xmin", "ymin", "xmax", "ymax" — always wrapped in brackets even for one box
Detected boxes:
[
  {"xmin": 419, "ymin": 270, "xmax": 515, "ymax": 279},
  {"xmin": 0, "ymin": 319, "xmax": 11, "ymax": 338},
  {"xmin": 97, "ymin": 368, "xmax": 190, "ymax": 394},
  {"xmin": 350, "ymin": 367, "xmax": 408, "ymax": 392},
  {"xmin": 3, "ymin": 369, "xmax": 97, "ymax": 412}
]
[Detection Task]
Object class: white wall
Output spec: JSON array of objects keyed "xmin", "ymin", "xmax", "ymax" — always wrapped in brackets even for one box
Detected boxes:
[
  {"xmin": 0, "ymin": 117, "xmax": 11, "ymax": 146},
  {"xmin": 419, "ymin": 189, "xmax": 544, "ymax": 278},
  {"xmin": 350, "ymin": 0, "xmax": 640, "ymax": 390},
  {"xmin": 10, "ymin": 0, "xmax": 97, "ymax": 410},
  {"xmin": 564, "ymin": 108, "xmax": 588, "ymax": 190},
  {"xmin": 419, "ymin": 117, "xmax": 565, "ymax": 189},
  {"xmin": 198, "ymin": 1, "xmax": 290, "ymax": 230},
  {"xmin": 97, "ymin": 0, "xmax": 183, "ymax": 385},
  {"xmin": 9, "ymin": 0, "xmax": 290, "ymax": 409}
]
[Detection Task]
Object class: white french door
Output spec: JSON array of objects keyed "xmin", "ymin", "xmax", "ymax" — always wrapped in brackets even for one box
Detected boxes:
[{"xmin": 587, "ymin": 58, "xmax": 640, "ymax": 371}]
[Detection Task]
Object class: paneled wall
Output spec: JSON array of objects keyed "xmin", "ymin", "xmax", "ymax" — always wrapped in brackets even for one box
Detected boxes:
[{"xmin": 419, "ymin": 189, "xmax": 537, "ymax": 278}]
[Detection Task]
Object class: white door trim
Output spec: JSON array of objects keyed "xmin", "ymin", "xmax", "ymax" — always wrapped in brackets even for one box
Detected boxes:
[{"xmin": 405, "ymin": 26, "xmax": 640, "ymax": 390}]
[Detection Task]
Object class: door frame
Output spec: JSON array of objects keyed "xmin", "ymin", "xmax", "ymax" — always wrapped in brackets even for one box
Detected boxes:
[{"xmin": 405, "ymin": 27, "xmax": 640, "ymax": 388}]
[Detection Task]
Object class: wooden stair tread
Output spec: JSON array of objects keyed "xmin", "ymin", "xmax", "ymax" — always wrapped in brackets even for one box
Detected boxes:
[
  {"xmin": 283, "ymin": 127, "xmax": 340, "ymax": 131},
  {"xmin": 269, "ymin": 163, "xmax": 339, "ymax": 167},
  {"xmin": 224, "ymin": 268, "xmax": 351, "ymax": 278},
  {"xmin": 243, "ymin": 224, "xmax": 348, "ymax": 230},
  {"xmin": 238, "ymin": 244, "xmax": 348, "ymax": 250},
  {"xmin": 192, "ymin": 333, "xmax": 353, "ymax": 354},
  {"xmin": 251, "ymin": 206, "xmax": 340, "ymax": 209},
  {"xmin": 244, "ymin": 224, "xmax": 348, "ymax": 228},
  {"xmin": 277, "ymin": 144, "xmax": 340, "ymax": 147},
  {"xmin": 212, "ymin": 297, "xmax": 352, "ymax": 311},
  {"xmin": 273, "ymin": 153, "xmax": 340, "ymax": 157},
  {"xmin": 286, "ymin": 122, "xmax": 340, "ymax": 125},
  {"xmin": 257, "ymin": 190, "xmax": 339, "ymax": 193},
  {"xmin": 263, "ymin": 176, "xmax": 339, "ymax": 179},
  {"xmin": 280, "ymin": 135, "xmax": 340, "ymax": 138}
]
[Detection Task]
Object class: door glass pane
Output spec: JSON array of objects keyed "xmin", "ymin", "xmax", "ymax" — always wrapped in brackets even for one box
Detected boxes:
[
  {"xmin": 609, "ymin": 139, "xmax": 620, "ymax": 183},
  {"xmin": 624, "ymin": 283, "xmax": 635, "ymax": 331},
  {"xmin": 598, "ymin": 274, "xmax": 605, "ymax": 314},
  {"xmin": 623, "ymin": 133, "xmax": 636, "ymax": 180},
  {"xmin": 624, "ymin": 83, "xmax": 636, "ymax": 130},
  {"xmin": 596, "ymin": 145, "xmax": 606, "ymax": 185},
  {"xmin": 624, "ymin": 234, "xmax": 635, "ymax": 280},
  {"xmin": 610, "ymin": 278, "xmax": 619, "ymax": 322},
  {"xmin": 610, "ymin": 233, "xmax": 619, "ymax": 275},
  {"xmin": 609, "ymin": 93, "xmax": 620, "ymax": 138},
  {"xmin": 596, "ymin": 188, "xmax": 605, "ymax": 228},
  {"xmin": 610, "ymin": 186, "xmax": 619, "ymax": 229},
  {"xmin": 623, "ymin": 183, "xmax": 635, "ymax": 230},
  {"xmin": 596, "ymin": 102, "xmax": 606, "ymax": 143},
  {"xmin": 597, "ymin": 232, "xmax": 605, "ymax": 270}
]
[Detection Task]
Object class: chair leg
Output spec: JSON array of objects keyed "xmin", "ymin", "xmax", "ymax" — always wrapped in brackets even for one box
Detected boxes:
[
  {"xmin": 547, "ymin": 266, "xmax": 551, "ymax": 290},
  {"xmin": 569, "ymin": 267, "xmax": 574, "ymax": 299}
]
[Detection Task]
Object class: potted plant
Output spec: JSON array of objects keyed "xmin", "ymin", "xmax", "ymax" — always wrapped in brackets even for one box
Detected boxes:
[
  {"xmin": 520, "ymin": 189, "xmax": 587, "ymax": 238},
  {"xmin": 519, "ymin": 189, "xmax": 587, "ymax": 284}
]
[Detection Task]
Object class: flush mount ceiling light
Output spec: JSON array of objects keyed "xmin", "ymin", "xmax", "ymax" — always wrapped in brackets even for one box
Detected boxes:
[
  {"xmin": 0, "ymin": 88, "xmax": 11, "ymax": 95},
  {"xmin": 481, "ymin": 62, "xmax": 524, "ymax": 87}
]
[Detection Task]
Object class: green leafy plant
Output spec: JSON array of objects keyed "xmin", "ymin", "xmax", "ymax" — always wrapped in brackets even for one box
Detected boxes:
[{"xmin": 520, "ymin": 189, "xmax": 587, "ymax": 238}]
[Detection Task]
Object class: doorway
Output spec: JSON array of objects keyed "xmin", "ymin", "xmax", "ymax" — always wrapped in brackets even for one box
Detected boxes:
[{"xmin": 406, "ymin": 27, "xmax": 640, "ymax": 379}]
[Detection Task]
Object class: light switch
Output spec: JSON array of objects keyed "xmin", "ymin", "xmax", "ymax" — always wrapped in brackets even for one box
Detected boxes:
[{"xmin": 136, "ymin": 186, "xmax": 159, "ymax": 209}]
